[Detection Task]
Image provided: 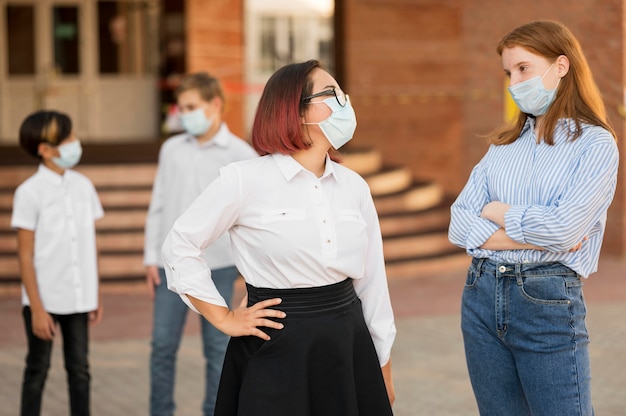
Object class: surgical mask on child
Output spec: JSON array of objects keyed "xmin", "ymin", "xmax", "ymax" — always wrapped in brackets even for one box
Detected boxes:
[
  {"xmin": 53, "ymin": 140, "xmax": 82, "ymax": 169},
  {"xmin": 508, "ymin": 64, "xmax": 560, "ymax": 116},
  {"xmin": 303, "ymin": 96, "xmax": 357, "ymax": 149},
  {"xmin": 180, "ymin": 108, "xmax": 213, "ymax": 136}
]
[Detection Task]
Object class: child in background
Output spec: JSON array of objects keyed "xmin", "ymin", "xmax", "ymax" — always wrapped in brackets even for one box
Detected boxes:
[{"xmin": 11, "ymin": 110, "xmax": 104, "ymax": 416}]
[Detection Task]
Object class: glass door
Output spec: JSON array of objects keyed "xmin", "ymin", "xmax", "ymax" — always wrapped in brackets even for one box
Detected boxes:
[{"xmin": 0, "ymin": 0, "xmax": 159, "ymax": 144}]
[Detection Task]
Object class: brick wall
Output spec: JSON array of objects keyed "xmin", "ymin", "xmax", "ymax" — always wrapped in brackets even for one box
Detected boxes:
[
  {"xmin": 342, "ymin": 0, "xmax": 626, "ymax": 256},
  {"xmin": 185, "ymin": 0, "xmax": 245, "ymax": 138}
]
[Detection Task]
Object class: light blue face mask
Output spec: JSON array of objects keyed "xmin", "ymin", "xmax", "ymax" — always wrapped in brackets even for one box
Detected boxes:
[
  {"xmin": 53, "ymin": 140, "xmax": 82, "ymax": 169},
  {"xmin": 508, "ymin": 64, "xmax": 560, "ymax": 116},
  {"xmin": 180, "ymin": 108, "xmax": 213, "ymax": 136},
  {"xmin": 303, "ymin": 95, "xmax": 357, "ymax": 149}
]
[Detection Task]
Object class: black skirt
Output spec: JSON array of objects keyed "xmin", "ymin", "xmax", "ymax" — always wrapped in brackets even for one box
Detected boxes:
[{"xmin": 214, "ymin": 278, "xmax": 393, "ymax": 416}]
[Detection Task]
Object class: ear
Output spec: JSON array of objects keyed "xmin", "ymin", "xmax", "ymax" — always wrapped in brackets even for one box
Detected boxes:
[
  {"xmin": 210, "ymin": 96, "xmax": 224, "ymax": 114},
  {"xmin": 38, "ymin": 142, "xmax": 58, "ymax": 159},
  {"xmin": 556, "ymin": 55, "xmax": 570, "ymax": 78}
]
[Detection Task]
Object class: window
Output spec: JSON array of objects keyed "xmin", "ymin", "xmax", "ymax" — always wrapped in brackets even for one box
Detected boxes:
[
  {"xmin": 6, "ymin": 5, "xmax": 35, "ymax": 75},
  {"xmin": 257, "ymin": 14, "xmax": 333, "ymax": 75},
  {"xmin": 98, "ymin": 1, "xmax": 152, "ymax": 74},
  {"xmin": 53, "ymin": 6, "xmax": 80, "ymax": 74}
]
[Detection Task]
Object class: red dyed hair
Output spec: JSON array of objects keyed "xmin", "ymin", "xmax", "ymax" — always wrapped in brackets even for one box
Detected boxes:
[{"xmin": 251, "ymin": 60, "xmax": 342, "ymax": 161}]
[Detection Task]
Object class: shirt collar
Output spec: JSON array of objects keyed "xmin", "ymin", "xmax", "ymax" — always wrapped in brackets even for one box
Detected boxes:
[
  {"xmin": 184, "ymin": 122, "xmax": 231, "ymax": 148},
  {"xmin": 271, "ymin": 153, "xmax": 338, "ymax": 182},
  {"xmin": 520, "ymin": 117, "xmax": 586, "ymax": 142},
  {"xmin": 37, "ymin": 163, "xmax": 67, "ymax": 186}
]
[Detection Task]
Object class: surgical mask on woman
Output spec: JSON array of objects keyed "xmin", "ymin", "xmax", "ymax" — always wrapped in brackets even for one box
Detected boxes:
[
  {"xmin": 304, "ymin": 96, "xmax": 357, "ymax": 149},
  {"xmin": 53, "ymin": 140, "xmax": 82, "ymax": 169},
  {"xmin": 508, "ymin": 64, "xmax": 560, "ymax": 116},
  {"xmin": 180, "ymin": 108, "xmax": 213, "ymax": 136}
]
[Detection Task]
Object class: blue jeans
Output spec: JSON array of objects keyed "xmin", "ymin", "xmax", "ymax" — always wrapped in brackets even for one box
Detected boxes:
[
  {"xmin": 21, "ymin": 307, "xmax": 90, "ymax": 416},
  {"xmin": 150, "ymin": 266, "xmax": 237, "ymax": 416},
  {"xmin": 461, "ymin": 258, "xmax": 593, "ymax": 416}
]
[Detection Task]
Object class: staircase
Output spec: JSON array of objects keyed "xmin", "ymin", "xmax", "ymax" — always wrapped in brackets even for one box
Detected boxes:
[
  {"xmin": 341, "ymin": 149, "xmax": 468, "ymax": 278},
  {"xmin": 0, "ymin": 148, "xmax": 466, "ymax": 289}
]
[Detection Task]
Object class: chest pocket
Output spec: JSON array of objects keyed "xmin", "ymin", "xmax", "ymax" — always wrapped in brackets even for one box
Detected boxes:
[
  {"xmin": 260, "ymin": 208, "xmax": 307, "ymax": 224},
  {"xmin": 336, "ymin": 209, "xmax": 365, "ymax": 224}
]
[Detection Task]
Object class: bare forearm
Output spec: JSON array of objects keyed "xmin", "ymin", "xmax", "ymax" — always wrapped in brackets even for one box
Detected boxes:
[
  {"xmin": 381, "ymin": 360, "xmax": 395, "ymax": 405},
  {"xmin": 481, "ymin": 228, "xmax": 541, "ymax": 251}
]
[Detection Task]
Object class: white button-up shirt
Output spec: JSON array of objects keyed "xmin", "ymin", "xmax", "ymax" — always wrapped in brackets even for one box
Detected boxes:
[
  {"xmin": 144, "ymin": 123, "xmax": 258, "ymax": 269},
  {"xmin": 11, "ymin": 164, "xmax": 104, "ymax": 314},
  {"xmin": 162, "ymin": 153, "xmax": 396, "ymax": 365}
]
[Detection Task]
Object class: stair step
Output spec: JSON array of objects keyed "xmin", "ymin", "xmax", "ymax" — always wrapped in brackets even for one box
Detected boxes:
[
  {"xmin": 385, "ymin": 252, "xmax": 470, "ymax": 280},
  {"xmin": 383, "ymin": 232, "xmax": 458, "ymax": 260},
  {"xmin": 98, "ymin": 189, "xmax": 152, "ymax": 208},
  {"xmin": 0, "ymin": 253, "xmax": 146, "ymax": 283},
  {"xmin": 0, "ymin": 164, "xmax": 157, "ymax": 188},
  {"xmin": 374, "ymin": 181, "xmax": 444, "ymax": 215},
  {"xmin": 366, "ymin": 166, "xmax": 413, "ymax": 197},
  {"xmin": 379, "ymin": 208, "xmax": 450, "ymax": 236},
  {"xmin": 341, "ymin": 148, "xmax": 383, "ymax": 175}
]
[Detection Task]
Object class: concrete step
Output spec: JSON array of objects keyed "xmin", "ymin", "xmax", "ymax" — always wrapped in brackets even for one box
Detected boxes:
[
  {"xmin": 385, "ymin": 252, "xmax": 470, "ymax": 280},
  {"xmin": 383, "ymin": 232, "xmax": 458, "ymax": 261},
  {"xmin": 379, "ymin": 208, "xmax": 451, "ymax": 236},
  {"xmin": 0, "ymin": 209, "xmax": 147, "ymax": 231},
  {"xmin": 366, "ymin": 166, "xmax": 414, "ymax": 197},
  {"xmin": 0, "ymin": 253, "xmax": 146, "ymax": 283},
  {"xmin": 341, "ymin": 148, "xmax": 383, "ymax": 175},
  {"xmin": 0, "ymin": 164, "xmax": 157, "ymax": 188},
  {"xmin": 374, "ymin": 181, "xmax": 444, "ymax": 215}
]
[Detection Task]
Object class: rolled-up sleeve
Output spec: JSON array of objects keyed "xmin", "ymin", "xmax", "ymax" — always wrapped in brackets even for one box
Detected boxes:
[{"xmin": 449, "ymin": 155, "xmax": 500, "ymax": 250}]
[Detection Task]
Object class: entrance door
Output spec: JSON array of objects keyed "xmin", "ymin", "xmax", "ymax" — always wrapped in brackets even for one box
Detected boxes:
[{"xmin": 0, "ymin": 0, "xmax": 159, "ymax": 144}]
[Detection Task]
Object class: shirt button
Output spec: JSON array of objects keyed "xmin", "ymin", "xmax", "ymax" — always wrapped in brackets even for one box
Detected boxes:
[
  {"xmin": 326, "ymin": 239, "xmax": 331, "ymax": 243},
  {"xmin": 498, "ymin": 265, "xmax": 506, "ymax": 273}
]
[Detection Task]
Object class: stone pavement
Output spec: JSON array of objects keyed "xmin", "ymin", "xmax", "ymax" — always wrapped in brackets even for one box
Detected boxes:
[{"xmin": 1, "ymin": 257, "xmax": 625, "ymax": 415}]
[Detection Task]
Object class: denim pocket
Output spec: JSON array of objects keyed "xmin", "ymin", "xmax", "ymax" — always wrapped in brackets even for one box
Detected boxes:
[
  {"xmin": 518, "ymin": 274, "xmax": 581, "ymax": 305},
  {"xmin": 464, "ymin": 266, "xmax": 479, "ymax": 289}
]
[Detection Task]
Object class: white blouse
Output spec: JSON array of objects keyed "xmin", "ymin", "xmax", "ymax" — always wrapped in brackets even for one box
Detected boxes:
[{"xmin": 162, "ymin": 153, "xmax": 396, "ymax": 365}]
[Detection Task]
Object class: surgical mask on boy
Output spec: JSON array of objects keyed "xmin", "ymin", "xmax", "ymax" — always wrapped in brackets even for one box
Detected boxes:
[
  {"xmin": 53, "ymin": 140, "xmax": 82, "ymax": 169},
  {"xmin": 508, "ymin": 64, "xmax": 560, "ymax": 116},
  {"xmin": 180, "ymin": 108, "xmax": 213, "ymax": 136},
  {"xmin": 303, "ymin": 96, "xmax": 357, "ymax": 149}
]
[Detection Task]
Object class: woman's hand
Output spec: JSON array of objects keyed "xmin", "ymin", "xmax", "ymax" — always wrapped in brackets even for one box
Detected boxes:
[
  {"xmin": 221, "ymin": 296, "xmax": 286, "ymax": 340},
  {"xmin": 569, "ymin": 236, "xmax": 588, "ymax": 252},
  {"xmin": 188, "ymin": 294, "xmax": 286, "ymax": 341}
]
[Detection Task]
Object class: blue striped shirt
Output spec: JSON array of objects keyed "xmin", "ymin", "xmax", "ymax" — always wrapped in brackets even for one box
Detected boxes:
[{"xmin": 449, "ymin": 117, "xmax": 619, "ymax": 277}]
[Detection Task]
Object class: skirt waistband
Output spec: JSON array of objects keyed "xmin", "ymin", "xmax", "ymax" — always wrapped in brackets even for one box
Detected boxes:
[
  {"xmin": 246, "ymin": 278, "xmax": 358, "ymax": 316},
  {"xmin": 471, "ymin": 257, "xmax": 578, "ymax": 277}
]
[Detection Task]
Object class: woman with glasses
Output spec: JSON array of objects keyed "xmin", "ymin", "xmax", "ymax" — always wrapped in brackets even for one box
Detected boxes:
[
  {"xmin": 162, "ymin": 60, "xmax": 396, "ymax": 415},
  {"xmin": 449, "ymin": 21, "xmax": 619, "ymax": 415}
]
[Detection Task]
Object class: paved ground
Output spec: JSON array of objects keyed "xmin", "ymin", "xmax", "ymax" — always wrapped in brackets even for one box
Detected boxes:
[{"xmin": 1, "ymin": 256, "xmax": 625, "ymax": 415}]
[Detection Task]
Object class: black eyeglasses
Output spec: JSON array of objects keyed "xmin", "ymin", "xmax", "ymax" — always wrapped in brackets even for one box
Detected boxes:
[{"xmin": 302, "ymin": 88, "xmax": 348, "ymax": 107}]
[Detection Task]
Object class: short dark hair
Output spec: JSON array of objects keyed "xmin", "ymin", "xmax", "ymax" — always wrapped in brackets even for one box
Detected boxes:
[
  {"xmin": 19, "ymin": 110, "xmax": 73, "ymax": 159},
  {"xmin": 175, "ymin": 72, "xmax": 225, "ymax": 106},
  {"xmin": 251, "ymin": 60, "xmax": 323, "ymax": 156}
]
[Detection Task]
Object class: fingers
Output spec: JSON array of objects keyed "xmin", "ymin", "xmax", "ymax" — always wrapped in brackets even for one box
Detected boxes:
[
  {"xmin": 250, "ymin": 297, "xmax": 283, "ymax": 310},
  {"xmin": 225, "ymin": 298, "xmax": 287, "ymax": 340}
]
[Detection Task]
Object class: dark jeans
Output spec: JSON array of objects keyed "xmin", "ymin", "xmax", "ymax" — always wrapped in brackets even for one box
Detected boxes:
[{"xmin": 21, "ymin": 306, "xmax": 90, "ymax": 416}]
